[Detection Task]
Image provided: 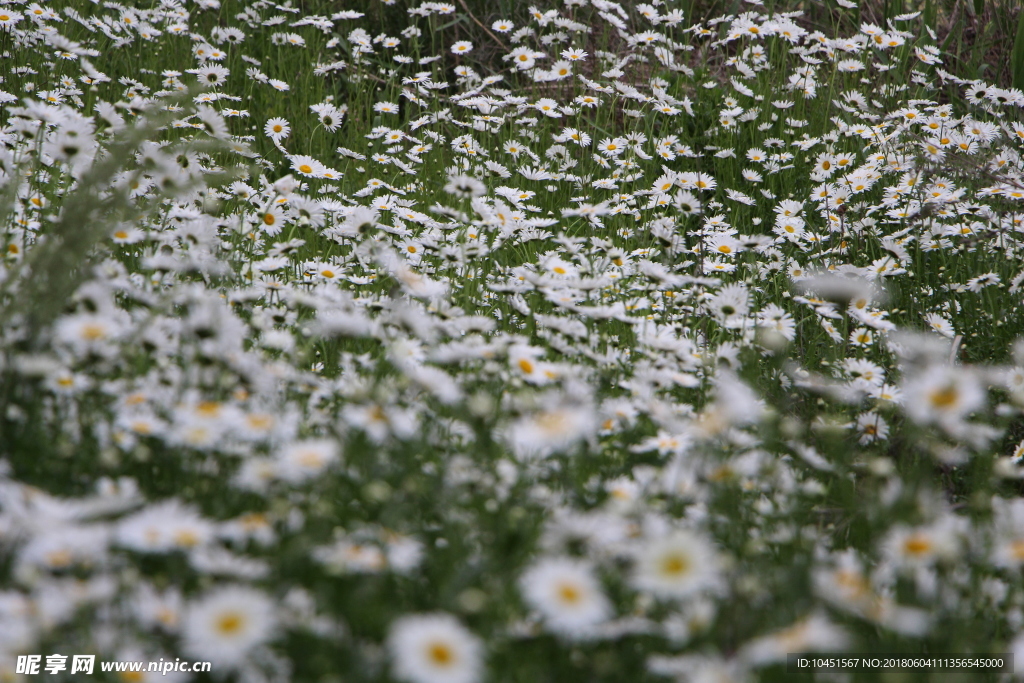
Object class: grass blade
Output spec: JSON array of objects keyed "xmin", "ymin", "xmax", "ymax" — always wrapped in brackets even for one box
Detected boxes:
[{"xmin": 1014, "ymin": 6, "xmax": 1024, "ymax": 90}]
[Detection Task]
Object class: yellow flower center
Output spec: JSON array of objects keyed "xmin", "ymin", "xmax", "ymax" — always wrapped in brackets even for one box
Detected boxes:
[
  {"xmin": 47, "ymin": 549, "xmax": 73, "ymax": 567},
  {"xmin": 427, "ymin": 642, "xmax": 455, "ymax": 666},
  {"xmin": 558, "ymin": 583, "xmax": 582, "ymax": 604},
  {"xmin": 660, "ymin": 553, "xmax": 690, "ymax": 577},
  {"xmin": 297, "ymin": 450, "xmax": 324, "ymax": 468},
  {"xmin": 216, "ymin": 612, "xmax": 244, "ymax": 635},
  {"xmin": 834, "ymin": 569, "xmax": 869, "ymax": 598},
  {"xmin": 903, "ymin": 535, "xmax": 932, "ymax": 556},
  {"xmin": 173, "ymin": 529, "xmax": 200, "ymax": 547},
  {"xmin": 928, "ymin": 386, "xmax": 959, "ymax": 409},
  {"xmin": 196, "ymin": 401, "xmax": 221, "ymax": 417},
  {"xmin": 81, "ymin": 323, "xmax": 107, "ymax": 341}
]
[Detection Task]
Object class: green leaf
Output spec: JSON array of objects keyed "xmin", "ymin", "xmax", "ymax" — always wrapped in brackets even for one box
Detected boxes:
[
  {"xmin": 437, "ymin": 14, "xmax": 468, "ymax": 31},
  {"xmin": 923, "ymin": 0, "xmax": 935, "ymax": 30},
  {"xmin": 885, "ymin": 0, "xmax": 904, "ymax": 21},
  {"xmin": 1014, "ymin": 8, "xmax": 1024, "ymax": 91}
]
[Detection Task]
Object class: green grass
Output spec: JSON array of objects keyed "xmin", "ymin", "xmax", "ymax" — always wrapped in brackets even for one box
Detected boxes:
[{"xmin": 1, "ymin": 1, "xmax": 1024, "ymax": 682}]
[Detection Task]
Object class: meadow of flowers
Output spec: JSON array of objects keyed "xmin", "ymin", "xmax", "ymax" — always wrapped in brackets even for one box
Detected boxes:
[{"xmin": 2, "ymin": 0, "xmax": 1024, "ymax": 680}]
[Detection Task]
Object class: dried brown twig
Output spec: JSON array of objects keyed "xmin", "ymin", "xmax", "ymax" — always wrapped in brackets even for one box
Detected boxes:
[{"xmin": 456, "ymin": 0, "xmax": 507, "ymax": 51}]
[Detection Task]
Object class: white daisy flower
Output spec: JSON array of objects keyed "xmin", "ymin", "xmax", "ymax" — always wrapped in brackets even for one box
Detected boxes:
[
  {"xmin": 275, "ymin": 438, "xmax": 340, "ymax": 483},
  {"xmin": 519, "ymin": 557, "xmax": 611, "ymax": 637},
  {"xmin": 181, "ymin": 585, "xmax": 276, "ymax": 667},
  {"xmin": 633, "ymin": 530, "xmax": 721, "ymax": 599},
  {"xmin": 388, "ymin": 613, "xmax": 482, "ymax": 683}
]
